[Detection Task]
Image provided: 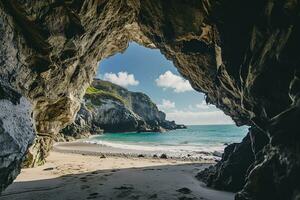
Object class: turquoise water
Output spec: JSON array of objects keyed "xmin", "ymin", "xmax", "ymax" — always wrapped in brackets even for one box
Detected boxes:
[{"xmin": 86, "ymin": 125, "xmax": 248, "ymax": 156}]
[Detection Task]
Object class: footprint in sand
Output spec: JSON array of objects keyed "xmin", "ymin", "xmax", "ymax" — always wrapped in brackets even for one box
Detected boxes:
[
  {"xmin": 81, "ymin": 185, "xmax": 90, "ymax": 190},
  {"xmin": 176, "ymin": 187, "xmax": 192, "ymax": 194},
  {"xmin": 104, "ymin": 173, "xmax": 113, "ymax": 177},
  {"xmin": 142, "ymin": 168, "xmax": 155, "ymax": 171},
  {"xmin": 113, "ymin": 185, "xmax": 139, "ymax": 199},
  {"xmin": 80, "ymin": 177, "xmax": 88, "ymax": 182},
  {"xmin": 86, "ymin": 192, "xmax": 99, "ymax": 199}
]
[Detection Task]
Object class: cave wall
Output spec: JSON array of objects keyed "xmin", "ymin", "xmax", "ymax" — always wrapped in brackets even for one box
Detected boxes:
[
  {"xmin": 0, "ymin": 0, "xmax": 299, "ymax": 199},
  {"xmin": 0, "ymin": 85, "xmax": 35, "ymax": 192}
]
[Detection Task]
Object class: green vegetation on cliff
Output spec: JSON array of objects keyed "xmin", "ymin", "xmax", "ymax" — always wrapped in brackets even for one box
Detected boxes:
[{"xmin": 85, "ymin": 83, "xmax": 127, "ymax": 107}]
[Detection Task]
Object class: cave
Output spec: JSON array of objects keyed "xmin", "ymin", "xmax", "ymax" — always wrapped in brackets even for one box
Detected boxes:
[{"xmin": 0, "ymin": 1, "xmax": 300, "ymax": 199}]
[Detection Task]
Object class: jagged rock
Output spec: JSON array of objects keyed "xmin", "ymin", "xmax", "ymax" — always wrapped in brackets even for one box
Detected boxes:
[
  {"xmin": 0, "ymin": 1, "xmax": 299, "ymax": 199},
  {"xmin": 196, "ymin": 128, "xmax": 269, "ymax": 192},
  {"xmin": 57, "ymin": 103, "xmax": 102, "ymax": 141},
  {"xmin": 22, "ymin": 136, "xmax": 53, "ymax": 168}
]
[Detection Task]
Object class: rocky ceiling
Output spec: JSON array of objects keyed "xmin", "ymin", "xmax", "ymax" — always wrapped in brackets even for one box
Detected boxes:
[{"xmin": 0, "ymin": 0, "xmax": 299, "ymax": 199}]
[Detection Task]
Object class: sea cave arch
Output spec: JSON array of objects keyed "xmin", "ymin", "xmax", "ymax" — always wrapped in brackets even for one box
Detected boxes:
[{"xmin": 0, "ymin": 1, "xmax": 299, "ymax": 199}]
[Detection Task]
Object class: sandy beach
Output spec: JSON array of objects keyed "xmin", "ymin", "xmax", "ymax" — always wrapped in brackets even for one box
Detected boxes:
[
  {"xmin": 53, "ymin": 141, "xmax": 222, "ymax": 161},
  {"xmin": 0, "ymin": 143, "xmax": 234, "ymax": 200}
]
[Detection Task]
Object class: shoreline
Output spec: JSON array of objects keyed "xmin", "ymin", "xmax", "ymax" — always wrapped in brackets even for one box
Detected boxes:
[
  {"xmin": 53, "ymin": 141, "xmax": 220, "ymax": 162},
  {"xmin": 1, "ymin": 151, "xmax": 234, "ymax": 200}
]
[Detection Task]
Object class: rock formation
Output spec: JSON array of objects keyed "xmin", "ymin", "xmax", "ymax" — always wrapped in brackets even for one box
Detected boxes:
[
  {"xmin": 196, "ymin": 127, "xmax": 269, "ymax": 192},
  {"xmin": 0, "ymin": 0, "xmax": 299, "ymax": 199},
  {"xmin": 56, "ymin": 102, "xmax": 98, "ymax": 141},
  {"xmin": 0, "ymin": 85, "xmax": 35, "ymax": 191},
  {"xmin": 58, "ymin": 79, "xmax": 184, "ymax": 141}
]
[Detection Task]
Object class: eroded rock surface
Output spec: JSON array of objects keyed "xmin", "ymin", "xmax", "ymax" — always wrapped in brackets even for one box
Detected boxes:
[
  {"xmin": 0, "ymin": 0, "xmax": 299, "ymax": 199},
  {"xmin": 196, "ymin": 127, "xmax": 269, "ymax": 192},
  {"xmin": 0, "ymin": 85, "xmax": 35, "ymax": 192}
]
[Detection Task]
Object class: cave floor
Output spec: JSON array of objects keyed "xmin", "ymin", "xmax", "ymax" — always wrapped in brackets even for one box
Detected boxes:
[{"xmin": 0, "ymin": 152, "xmax": 234, "ymax": 200}]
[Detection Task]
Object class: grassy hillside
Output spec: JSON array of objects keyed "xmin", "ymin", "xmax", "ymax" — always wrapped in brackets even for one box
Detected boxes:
[
  {"xmin": 84, "ymin": 79, "xmax": 160, "ymax": 114},
  {"xmin": 85, "ymin": 80, "xmax": 129, "ymax": 108}
]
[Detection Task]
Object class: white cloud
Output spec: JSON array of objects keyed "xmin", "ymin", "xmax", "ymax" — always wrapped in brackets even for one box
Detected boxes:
[
  {"xmin": 103, "ymin": 71, "xmax": 139, "ymax": 87},
  {"xmin": 163, "ymin": 99, "xmax": 233, "ymax": 125},
  {"xmin": 155, "ymin": 71, "xmax": 193, "ymax": 93},
  {"xmin": 158, "ymin": 99, "xmax": 175, "ymax": 110},
  {"xmin": 165, "ymin": 110, "xmax": 234, "ymax": 125},
  {"xmin": 196, "ymin": 100, "xmax": 215, "ymax": 110}
]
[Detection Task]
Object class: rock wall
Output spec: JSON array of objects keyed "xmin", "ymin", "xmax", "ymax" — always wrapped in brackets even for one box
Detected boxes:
[
  {"xmin": 0, "ymin": 0, "xmax": 299, "ymax": 199},
  {"xmin": 0, "ymin": 85, "xmax": 35, "ymax": 192},
  {"xmin": 196, "ymin": 127, "xmax": 269, "ymax": 192}
]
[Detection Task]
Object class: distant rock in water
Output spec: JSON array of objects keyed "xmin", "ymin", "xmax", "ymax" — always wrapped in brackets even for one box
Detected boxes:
[{"xmin": 58, "ymin": 79, "xmax": 185, "ymax": 140}]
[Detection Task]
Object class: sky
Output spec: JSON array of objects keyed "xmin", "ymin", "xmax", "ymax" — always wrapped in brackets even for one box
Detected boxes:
[{"xmin": 97, "ymin": 42, "xmax": 234, "ymax": 125}]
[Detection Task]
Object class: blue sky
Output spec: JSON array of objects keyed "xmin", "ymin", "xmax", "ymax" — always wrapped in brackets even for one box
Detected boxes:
[{"xmin": 97, "ymin": 42, "xmax": 234, "ymax": 125}]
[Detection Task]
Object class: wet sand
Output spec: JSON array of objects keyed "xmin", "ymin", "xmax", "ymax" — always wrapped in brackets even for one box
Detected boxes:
[{"xmin": 53, "ymin": 141, "xmax": 220, "ymax": 161}]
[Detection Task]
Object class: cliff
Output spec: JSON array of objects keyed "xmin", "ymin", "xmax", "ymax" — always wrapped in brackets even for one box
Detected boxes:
[
  {"xmin": 0, "ymin": 1, "xmax": 299, "ymax": 199},
  {"xmin": 59, "ymin": 79, "xmax": 184, "ymax": 140}
]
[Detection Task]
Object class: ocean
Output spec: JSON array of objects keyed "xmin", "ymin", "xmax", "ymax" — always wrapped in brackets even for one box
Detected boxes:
[{"xmin": 85, "ymin": 125, "xmax": 248, "ymax": 159}]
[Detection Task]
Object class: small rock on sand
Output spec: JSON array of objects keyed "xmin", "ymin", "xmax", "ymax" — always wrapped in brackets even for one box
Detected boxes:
[
  {"xmin": 43, "ymin": 167, "xmax": 54, "ymax": 171},
  {"xmin": 160, "ymin": 154, "xmax": 168, "ymax": 159},
  {"xmin": 100, "ymin": 154, "xmax": 106, "ymax": 158},
  {"xmin": 138, "ymin": 154, "xmax": 145, "ymax": 157}
]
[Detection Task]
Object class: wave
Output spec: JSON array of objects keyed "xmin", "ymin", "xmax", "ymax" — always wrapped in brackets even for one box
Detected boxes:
[{"xmin": 84, "ymin": 139, "xmax": 225, "ymax": 155}]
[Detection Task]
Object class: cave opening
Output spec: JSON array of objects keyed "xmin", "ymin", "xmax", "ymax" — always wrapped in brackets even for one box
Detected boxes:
[
  {"xmin": 0, "ymin": 1, "xmax": 299, "ymax": 199},
  {"xmin": 86, "ymin": 42, "xmax": 247, "ymax": 153},
  {"xmin": 66, "ymin": 41, "xmax": 249, "ymax": 162}
]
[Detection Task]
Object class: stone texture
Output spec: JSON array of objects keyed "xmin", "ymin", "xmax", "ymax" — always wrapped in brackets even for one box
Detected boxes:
[
  {"xmin": 0, "ymin": 1, "xmax": 299, "ymax": 199},
  {"xmin": 57, "ymin": 103, "xmax": 98, "ymax": 142},
  {"xmin": 0, "ymin": 85, "xmax": 35, "ymax": 192},
  {"xmin": 196, "ymin": 128, "xmax": 269, "ymax": 192}
]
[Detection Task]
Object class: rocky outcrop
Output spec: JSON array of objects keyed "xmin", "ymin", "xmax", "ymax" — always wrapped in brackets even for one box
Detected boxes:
[
  {"xmin": 0, "ymin": 85, "xmax": 35, "ymax": 192},
  {"xmin": 59, "ymin": 79, "xmax": 184, "ymax": 139},
  {"xmin": 196, "ymin": 127, "xmax": 269, "ymax": 192},
  {"xmin": 0, "ymin": 1, "xmax": 299, "ymax": 199},
  {"xmin": 56, "ymin": 103, "xmax": 100, "ymax": 141}
]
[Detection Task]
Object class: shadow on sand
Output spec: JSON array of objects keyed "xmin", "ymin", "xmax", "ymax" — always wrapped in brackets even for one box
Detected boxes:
[{"xmin": 0, "ymin": 163, "xmax": 234, "ymax": 200}]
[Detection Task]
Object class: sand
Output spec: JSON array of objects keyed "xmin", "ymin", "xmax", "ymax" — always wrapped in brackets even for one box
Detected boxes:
[
  {"xmin": 53, "ymin": 141, "xmax": 221, "ymax": 161},
  {"xmin": 0, "ymin": 146, "xmax": 234, "ymax": 200}
]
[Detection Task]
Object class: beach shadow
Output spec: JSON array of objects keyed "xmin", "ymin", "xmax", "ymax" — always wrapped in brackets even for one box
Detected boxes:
[{"xmin": 0, "ymin": 163, "xmax": 234, "ymax": 200}]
